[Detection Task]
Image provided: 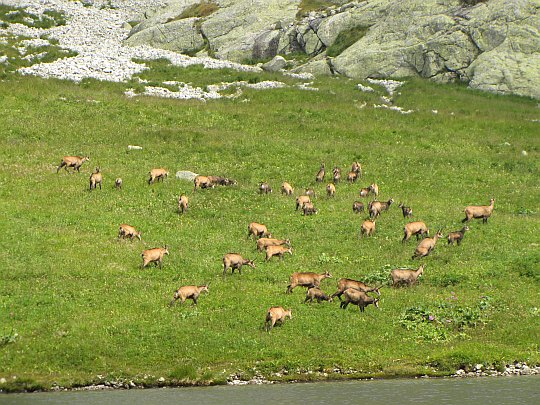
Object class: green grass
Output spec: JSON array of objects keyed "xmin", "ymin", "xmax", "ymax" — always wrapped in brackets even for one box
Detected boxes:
[
  {"xmin": 326, "ymin": 25, "xmax": 369, "ymax": 57},
  {"xmin": 297, "ymin": 1, "xmax": 338, "ymax": 18},
  {"xmin": 0, "ymin": 61, "xmax": 539, "ymax": 391},
  {"xmin": 167, "ymin": 1, "xmax": 219, "ymax": 23}
]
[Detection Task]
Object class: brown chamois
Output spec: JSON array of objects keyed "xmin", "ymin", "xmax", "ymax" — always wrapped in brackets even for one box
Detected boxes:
[
  {"xmin": 315, "ymin": 163, "xmax": 325, "ymax": 182},
  {"xmin": 361, "ymin": 219, "xmax": 376, "ymax": 237},
  {"xmin": 295, "ymin": 195, "xmax": 311, "ymax": 211},
  {"xmin": 115, "ymin": 178, "xmax": 122, "ymax": 189},
  {"xmin": 193, "ymin": 175, "xmax": 214, "ymax": 191},
  {"xmin": 257, "ymin": 237, "xmax": 291, "ymax": 252},
  {"xmin": 348, "ymin": 171, "xmax": 359, "ymax": 183},
  {"xmin": 391, "ymin": 264, "xmax": 425, "ymax": 287},
  {"xmin": 305, "ymin": 287, "xmax": 333, "ymax": 304},
  {"xmin": 302, "ymin": 202, "xmax": 318, "ymax": 216},
  {"xmin": 207, "ymin": 175, "xmax": 237, "ymax": 186},
  {"xmin": 170, "ymin": 284, "xmax": 209, "ymax": 306},
  {"xmin": 247, "ymin": 222, "xmax": 272, "ymax": 239},
  {"xmin": 178, "ymin": 194, "xmax": 188, "ymax": 214},
  {"xmin": 326, "ymin": 183, "xmax": 336, "ymax": 197},
  {"xmin": 369, "ymin": 198, "xmax": 394, "ymax": 218},
  {"xmin": 141, "ymin": 246, "xmax": 169, "ymax": 268},
  {"xmin": 148, "ymin": 168, "xmax": 168, "ymax": 185},
  {"xmin": 305, "ymin": 188, "xmax": 316, "ymax": 198},
  {"xmin": 412, "ymin": 230, "xmax": 443, "ymax": 259},
  {"xmin": 359, "ymin": 186, "xmax": 371, "ymax": 197},
  {"xmin": 351, "ymin": 161, "xmax": 362, "ymax": 176},
  {"xmin": 259, "ymin": 182, "xmax": 273, "ymax": 194},
  {"xmin": 403, "ymin": 221, "xmax": 430, "ymax": 242},
  {"xmin": 332, "ymin": 278, "xmax": 381, "ymax": 301},
  {"xmin": 340, "ymin": 288, "xmax": 379, "ymax": 312},
  {"xmin": 286, "ymin": 270, "xmax": 332, "ymax": 294},
  {"xmin": 118, "ymin": 224, "xmax": 142, "ymax": 241},
  {"xmin": 265, "ymin": 245, "xmax": 293, "ymax": 262},
  {"xmin": 89, "ymin": 167, "xmax": 102, "ymax": 191},
  {"xmin": 447, "ymin": 226, "xmax": 470, "ymax": 246},
  {"xmin": 333, "ymin": 167, "xmax": 341, "ymax": 183},
  {"xmin": 369, "ymin": 183, "xmax": 379, "ymax": 197},
  {"xmin": 264, "ymin": 306, "xmax": 292, "ymax": 331},
  {"xmin": 281, "ymin": 182, "xmax": 294, "ymax": 196},
  {"xmin": 352, "ymin": 201, "xmax": 365, "ymax": 214},
  {"xmin": 223, "ymin": 253, "xmax": 255, "ymax": 275},
  {"xmin": 57, "ymin": 155, "xmax": 90, "ymax": 173},
  {"xmin": 398, "ymin": 202, "xmax": 413, "ymax": 218},
  {"xmin": 463, "ymin": 198, "xmax": 495, "ymax": 223}
]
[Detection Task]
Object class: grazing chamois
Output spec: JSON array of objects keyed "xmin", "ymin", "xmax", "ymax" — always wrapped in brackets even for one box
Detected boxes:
[
  {"xmin": 391, "ymin": 264, "xmax": 425, "ymax": 287},
  {"xmin": 222, "ymin": 253, "xmax": 255, "ymax": 275},
  {"xmin": 361, "ymin": 219, "xmax": 376, "ymax": 237},
  {"xmin": 57, "ymin": 155, "xmax": 90, "ymax": 173},
  {"xmin": 316, "ymin": 163, "xmax": 325, "ymax": 182},
  {"xmin": 305, "ymin": 287, "xmax": 333, "ymax": 304},
  {"xmin": 447, "ymin": 226, "xmax": 470, "ymax": 246},
  {"xmin": 257, "ymin": 238, "xmax": 291, "ymax": 252},
  {"xmin": 281, "ymin": 182, "xmax": 294, "ymax": 196},
  {"xmin": 265, "ymin": 246, "xmax": 293, "ymax": 262},
  {"xmin": 178, "ymin": 195, "xmax": 188, "ymax": 214},
  {"xmin": 305, "ymin": 188, "xmax": 316, "ymax": 198},
  {"xmin": 115, "ymin": 178, "xmax": 122, "ymax": 189},
  {"xmin": 170, "ymin": 285, "xmax": 209, "ymax": 306},
  {"xmin": 463, "ymin": 198, "xmax": 495, "ymax": 223},
  {"xmin": 340, "ymin": 288, "xmax": 379, "ymax": 312},
  {"xmin": 326, "ymin": 183, "xmax": 336, "ymax": 197},
  {"xmin": 287, "ymin": 270, "xmax": 332, "ymax": 294},
  {"xmin": 296, "ymin": 195, "xmax": 311, "ymax": 211},
  {"xmin": 89, "ymin": 167, "xmax": 102, "ymax": 190},
  {"xmin": 148, "ymin": 168, "xmax": 168, "ymax": 185},
  {"xmin": 302, "ymin": 202, "xmax": 318, "ymax": 216},
  {"xmin": 352, "ymin": 201, "xmax": 365, "ymax": 214},
  {"xmin": 348, "ymin": 171, "xmax": 359, "ymax": 183},
  {"xmin": 359, "ymin": 186, "xmax": 371, "ymax": 197},
  {"xmin": 247, "ymin": 222, "xmax": 272, "ymax": 239},
  {"xmin": 412, "ymin": 230, "xmax": 443, "ymax": 259},
  {"xmin": 259, "ymin": 182, "xmax": 273, "ymax": 194},
  {"xmin": 141, "ymin": 246, "xmax": 169, "ymax": 268},
  {"xmin": 332, "ymin": 279, "xmax": 381, "ymax": 301},
  {"xmin": 207, "ymin": 175, "xmax": 236, "ymax": 186},
  {"xmin": 369, "ymin": 198, "xmax": 393, "ymax": 218},
  {"xmin": 333, "ymin": 167, "xmax": 341, "ymax": 183},
  {"xmin": 118, "ymin": 224, "xmax": 142, "ymax": 241},
  {"xmin": 193, "ymin": 175, "xmax": 214, "ymax": 191},
  {"xmin": 398, "ymin": 202, "xmax": 413, "ymax": 218},
  {"xmin": 264, "ymin": 306, "xmax": 292, "ymax": 331},
  {"xmin": 403, "ymin": 221, "xmax": 430, "ymax": 242}
]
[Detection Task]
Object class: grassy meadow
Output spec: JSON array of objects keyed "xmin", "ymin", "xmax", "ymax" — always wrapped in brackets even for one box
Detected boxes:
[{"xmin": 0, "ymin": 63, "xmax": 539, "ymax": 391}]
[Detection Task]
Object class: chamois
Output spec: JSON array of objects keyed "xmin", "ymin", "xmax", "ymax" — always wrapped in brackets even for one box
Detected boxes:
[
  {"xmin": 286, "ymin": 270, "xmax": 332, "ymax": 294},
  {"xmin": 403, "ymin": 221, "xmax": 429, "ymax": 242},
  {"xmin": 247, "ymin": 222, "xmax": 272, "ymax": 239},
  {"xmin": 141, "ymin": 246, "xmax": 169, "ymax": 268},
  {"xmin": 359, "ymin": 186, "xmax": 371, "ymax": 197},
  {"xmin": 305, "ymin": 188, "xmax": 316, "ymax": 198},
  {"xmin": 305, "ymin": 287, "xmax": 333, "ymax": 304},
  {"xmin": 391, "ymin": 264, "xmax": 425, "ymax": 287},
  {"xmin": 259, "ymin": 182, "xmax": 273, "ymax": 194},
  {"xmin": 193, "ymin": 175, "xmax": 214, "ymax": 191},
  {"xmin": 265, "ymin": 246, "xmax": 293, "ymax": 262},
  {"xmin": 89, "ymin": 167, "xmax": 102, "ymax": 190},
  {"xmin": 148, "ymin": 168, "xmax": 168, "ymax": 185},
  {"xmin": 57, "ymin": 155, "xmax": 89, "ymax": 173},
  {"xmin": 223, "ymin": 253, "xmax": 256, "ymax": 275},
  {"xmin": 178, "ymin": 195, "xmax": 188, "ymax": 214},
  {"xmin": 170, "ymin": 285, "xmax": 209, "ymax": 306},
  {"xmin": 332, "ymin": 278, "xmax": 381, "ymax": 301},
  {"xmin": 257, "ymin": 238, "xmax": 291, "ymax": 252},
  {"xmin": 369, "ymin": 183, "xmax": 379, "ymax": 197},
  {"xmin": 326, "ymin": 183, "xmax": 336, "ymax": 197},
  {"xmin": 340, "ymin": 289, "xmax": 379, "ymax": 312},
  {"xmin": 352, "ymin": 201, "xmax": 365, "ymax": 214},
  {"xmin": 347, "ymin": 171, "xmax": 359, "ymax": 183},
  {"xmin": 296, "ymin": 195, "xmax": 311, "ymax": 211},
  {"xmin": 369, "ymin": 198, "xmax": 393, "ymax": 218},
  {"xmin": 118, "ymin": 224, "xmax": 141, "ymax": 241},
  {"xmin": 207, "ymin": 175, "xmax": 236, "ymax": 186},
  {"xmin": 264, "ymin": 306, "xmax": 292, "ymax": 331},
  {"xmin": 361, "ymin": 219, "xmax": 376, "ymax": 237},
  {"xmin": 316, "ymin": 163, "xmax": 325, "ymax": 182},
  {"xmin": 351, "ymin": 161, "xmax": 362, "ymax": 176},
  {"xmin": 398, "ymin": 202, "xmax": 413, "ymax": 218},
  {"xmin": 333, "ymin": 167, "xmax": 341, "ymax": 183},
  {"xmin": 302, "ymin": 202, "xmax": 318, "ymax": 216},
  {"xmin": 447, "ymin": 226, "xmax": 470, "ymax": 246},
  {"xmin": 281, "ymin": 182, "xmax": 294, "ymax": 196},
  {"xmin": 115, "ymin": 178, "xmax": 122, "ymax": 189},
  {"xmin": 463, "ymin": 198, "xmax": 495, "ymax": 223},
  {"xmin": 412, "ymin": 230, "xmax": 443, "ymax": 259}
]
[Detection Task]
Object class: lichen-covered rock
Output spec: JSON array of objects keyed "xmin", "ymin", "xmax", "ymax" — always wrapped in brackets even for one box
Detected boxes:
[{"xmin": 262, "ymin": 55, "xmax": 287, "ymax": 72}]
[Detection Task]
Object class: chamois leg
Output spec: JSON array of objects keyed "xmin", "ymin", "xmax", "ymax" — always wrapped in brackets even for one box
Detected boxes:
[{"xmin": 192, "ymin": 297, "xmax": 198, "ymax": 306}]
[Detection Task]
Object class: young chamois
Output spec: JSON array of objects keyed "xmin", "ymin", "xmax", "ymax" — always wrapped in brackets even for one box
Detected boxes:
[
  {"xmin": 412, "ymin": 230, "xmax": 443, "ymax": 259},
  {"xmin": 369, "ymin": 198, "xmax": 393, "ymax": 218},
  {"xmin": 115, "ymin": 178, "xmax": 122, "ymax": 189},
  {"xmin": 141, "ymin": 246, "xmax": 169, "ymax": 268},
  {"xmin": 207, "ymin": 175, "xmax": 236, "ymax": 186},
  {"xmin": 403, "ymin": 221, "xmax": 429, "ymax": 242},
  {"xmin": 447, "ymin": 226, "xmax": 470, "ymax": 246},
  {"xmin": 247, "ymin": 222, "xmax": 272, "ymax": 239},
  {"xmin": 296, "ymin": 195, "xmax": 311, "ymax": 211},
  {"xmin": 118, "ymin": 224, "xmax": 141, "ymax": 241},
  {"xmin": 305, "ymin": 287, "xmax": 333, "ymax": 304},
  {"xmin": 259, "ymin": 182, "xmax": 273, "ymax": 194},
  {"xmin": 264, "ymin": 306, "xmax": 292, "ymax": 331},
  {"xmin": 89, "ymin": 167, "xmax": 102, "ymax": 190},
  {"xmin": 281, "ymin": 182, "xmax": 294, "ymax": 196},
  {"xmin": 332, "ymin": 279, "xmax": 381, "ymax": 301},
  {"xmin": 286, "ymin": 270, "xmax": 332, "ymax": 294},
  {"xmin": 265, "ymin": 246, "xmax": 293, "ymax": 262},
  {"xmin": 57, "ymin": 155, "xmax": 90, "ymax": 173},
  {"xmin": 257, "ymin": 238, "xmax": 291, "ymax": 252},
  {"xmin": 333, "ymin": 167, "xmax": 341, "ymax": 183},
  {"xmin": 352, "ymin": 201, "xmax": 365, "ymax": 214},
  {"xmin": 193, "ymin": 175, "xmax": 214, "ymax": 191},
  {"xmin": 351, "ymin": 161, "xmax": 362, "ymax": 176},
  {"xmin": 463, "ymin": 198, "xmax": 495, "ymax": 223},
  {"xmin": 222, "ymin": 253, "xmax": 255, "ymax": 275},
  {"xmin": 170, "ymin": 285, "xmax": 209, "ymax": 306},
  {"xmin": 315, "ymin": 163, "xmax": 325, "ymax": 182},
  {"xmin": 361, "ymin": 219, "xmax": 376, "ymax": 237},
  {"xmin": 359, "ymin": 186, "xmax": 371, "ymax": 197},
  {"xmin": 326, "ymin": 183, "xmax": 336, "ymax": 197},
  {"xmin": 340, "ymin": 289, "xmax": 379, "ymax": 312},
  {"xmin": 302, "ymin": 202, "xmax": 318, "ymax": 216},
  {"xmin": 305, "ymin": 188, "xmax": 316, "ymax": 198},
  {"xmin": 369, "ymin": 183, "xmax": 379, "ymax": 197},
  {"xmin": 391, "ymin": 264, "xmax": 425, "ymax": 287},
  {"xmin": 148, "ymin": 168, "xmax": 168, "ymax": 185},
  {"xmin": 178, "ymin": 195, "xmax": 188, "ymax": 214},
  {"xmin": 347, "ymin": 170, "xmax": 359, "ymax": 183},
  {"xmin": 398, "ymin": 202, "xmax": 413, "ymax": 218}
]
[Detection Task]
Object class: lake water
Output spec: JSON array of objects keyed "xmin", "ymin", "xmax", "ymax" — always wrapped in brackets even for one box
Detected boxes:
[{"xmin": 3, "ymin": 375, "xmax": 539, "ymax": 405}]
